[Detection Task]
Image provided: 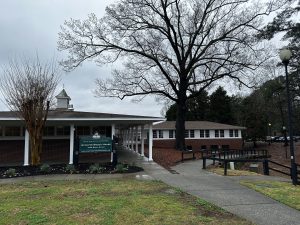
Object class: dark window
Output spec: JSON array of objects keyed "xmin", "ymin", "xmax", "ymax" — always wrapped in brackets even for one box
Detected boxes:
[
  {"xmin": 158, "ymin": 130, "xmax": 163, "ymax": 138},
  {"xmin": 185, "ymin": 130, "xmax": 189, "ymax": 138},
  {"xmin": 169, "ymin": 130, "xmax": 174, "ymax": 138},
  {"xmin": 44, "ymin": 126, "xmax": 55, "ymax": 136},
  {"xmin": 220, "ymin": 130, "xmax": 224, "ymax": 137},
  {"xmin": 0, "ymin": 126, "xmax": 2, "ymax": 136},
  {"xmin": 93, "ymin": 126, "xmax": 110, "ymax": 137},
  {"xmin": 5, "ymin": 126, "xmax": 21, "ymax": 136},
  {"xmin": 190, "ymin": 130, "xmax": 195, "ymax": 138},
  {"xmin": 153, "ymin": 130, "xmax": 157, "ymax": 139},
  {"xmin": 215, "ymin": 130, "xmax": 219, "ymax": 138},
  {"xmin": 222, "ymin": 145, "xmax": 229, "ymax": 150},
  {"xmin": 200, "ymin": 129, "xmax": 204, "ymax": 138},
  {"xmin": 210, "ymin": 145, "xmax": 218, "ymax": 150},
  {"xmin": 235, "ymin": 129, "xmax": 239, "ymax": 137},
  {"xmin": 201, "ymin": 145, "xmax": 207, "ymax": 150},
  {"xmin": 205, "ymin": 130, "xmax": 210, "ymax": 138},
  {"xmin": 186, "ymin": 145, "xmax": 193, "ymax": 150},
  {"xmin": 56, "ymin": 126, "xmax": 70, "ymax": 136},
  {"xmin": 229, "ymin": 129, "xmax": 234, "ymax": 137},
  {"xmin": 76, "ymin": 126, "xmax": 90, "ymax": 136}
]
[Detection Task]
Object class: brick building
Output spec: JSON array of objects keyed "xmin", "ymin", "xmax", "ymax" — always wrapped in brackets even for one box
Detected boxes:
[
  {"xmin": 153, "ymin": 121, "xmax": 245, "ymax": 150},
  {"xmin": 0, "ymin": 89, "xmax": 163, "ymax": 166}
]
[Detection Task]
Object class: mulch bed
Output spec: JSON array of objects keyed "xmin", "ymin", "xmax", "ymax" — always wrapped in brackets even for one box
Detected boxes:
[{"xmin": 0, "ymin": 163, "xmax": 143, "ymax": 179}]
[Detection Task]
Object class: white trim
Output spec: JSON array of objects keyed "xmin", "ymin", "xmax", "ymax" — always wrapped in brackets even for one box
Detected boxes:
[
  {"xmin": 141, "ymin": 125, "xmax": 145, "ymax": 157},
  {"xmin": 69, "ymin": 124, "xmax": 75, "ymax": 164},
  {"xmin": 24, "ymin": 130, "xmax": 29, "ymax": 166},
  {"xmin": 135, "ymin": 126, "xmax": 139, "ymax": 153},
  {"xmin": 0, "ymin": 117, "xmax": 163, "ymax": 121},
  {"xmin": 152, "ymin": 137, "xmax": 242, "ymax": 140},
  {"xmin": 111, "ymin": 124, "xmax": 115, "ymax": 162},
  {"xmin": 148, "ymin": 124, "xmax": 153, "ymax": 161}
]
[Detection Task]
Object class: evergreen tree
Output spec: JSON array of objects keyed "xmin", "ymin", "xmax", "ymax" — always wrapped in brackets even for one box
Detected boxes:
[{"xmin": 208, "ymin": 87, "xmax": 234, "ymax": 124}]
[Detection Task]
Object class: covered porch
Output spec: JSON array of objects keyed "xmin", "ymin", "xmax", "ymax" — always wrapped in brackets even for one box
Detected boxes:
[{"xmin": 0, "ymin": 111, "xmax": 163, "ymax": 166}]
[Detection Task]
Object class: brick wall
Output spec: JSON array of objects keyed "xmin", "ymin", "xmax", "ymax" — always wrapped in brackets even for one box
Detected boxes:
[{"xmin": 0, "ymin": 139, "xmax": 112, "ymax": 166}]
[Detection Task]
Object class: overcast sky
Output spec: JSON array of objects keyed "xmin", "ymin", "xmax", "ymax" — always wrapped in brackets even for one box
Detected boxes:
[
  {"xmin": 0, "ymin": 1, "xmax": 288, "ymax": 118},
  {"xmin": 0, "ymin": 0, "xmax": 164, "ymax": 117}
]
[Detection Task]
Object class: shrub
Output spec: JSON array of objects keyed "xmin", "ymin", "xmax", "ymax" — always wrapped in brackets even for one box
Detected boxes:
[
  {"xmin": 88, "ymin": 163, "xmax": 104, "ymax": 174},
  {"xmin": 115, "ymin": 163, "xmax": 128, "ymax": 173},
  {"xmin": 5, "ymin": 168, "xmax": 16, "ymax": 177},
  {"xmin": 65, "ymin": 164, "xmax": 76, "ymax": 174},
  {"xmin": 40, "ymin": 164, "xmax": 51, "ymax": 173}
]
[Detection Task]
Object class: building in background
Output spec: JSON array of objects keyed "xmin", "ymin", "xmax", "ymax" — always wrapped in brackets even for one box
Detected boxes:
[{"xmin": 153, "ymin": 121, "xmax": 245, "ymax": 150}]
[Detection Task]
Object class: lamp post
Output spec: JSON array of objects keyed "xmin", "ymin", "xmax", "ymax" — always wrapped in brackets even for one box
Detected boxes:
[
  {"xmin": 268, "ymin": 123, "xmax": 272, "ymax": 145},
  {"xmin": 282, "ymin": 126, "xmax": 288, "ymax": 147},
  {"xmin": 279, "ymin": 48, "xmax": 298, "ymax": 185},
  {"xmin": 283, "ymin": 126, "xmax": 288, "ymax": 158}
]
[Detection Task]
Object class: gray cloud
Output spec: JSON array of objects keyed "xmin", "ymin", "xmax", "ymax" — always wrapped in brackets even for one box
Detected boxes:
[{"xmin": 0, "ymin": 0, "xmax": 163, "ymax": 117}]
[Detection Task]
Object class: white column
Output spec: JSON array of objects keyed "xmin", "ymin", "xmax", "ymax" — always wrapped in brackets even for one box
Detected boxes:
[
  {"xmin": 141, "ymin": 125, "xmax": 145, "ymax": 157},
  {"xmin": 69, "ymin": 124, "xmax": 75, "ymax": 164},
  {"xmin": 148, "ymin": 123, "xmax": 153, "ymax": 161},
  {"xmin": 111, "ymin": 124, "xmax": 115, "ymax": 162},
  {"xmin": 126, "ymin": 129, "xmax": 129, "ymax": 148},
  {"xmin": 135, "ymin": 126, "xmax": 139, "ymax": 153},
  {"xmin": 131, "ymin": 127, "xmax": 134, "ymax": 151},
  {"xmin": 24, "ymin": 129, "xmax": 29, "ymax": 166}
]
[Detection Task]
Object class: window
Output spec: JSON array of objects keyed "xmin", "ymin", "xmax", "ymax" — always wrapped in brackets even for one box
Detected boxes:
[
  {"xmin": 153, "ymin": 130, "xmax": 157, "ymax": 139},
  {"xmin": 169, "ymin": 130, "xmax": 174, "ymax": 138},
  {"xmin": 220, "ymin": 130, "xmax": 224, "ymax": 137},
  {"xmin": 205, "ymin": 130, "xmax": 210, "ymax": 138},
  {"xmin": 229, "ymin": 130, "xmax": 234, "ymax": 137},
  {"xmin": 76, "ymin": 126, "xmax": 90, "ymax": 136},
  {"xmin": 190, "ymin": 130, "xmax": 195, "ymax": 138},
  {"xmin": 158, "ymin": 130, "xmax": 163, "ymax": 138},
  {"xmin": 92, "ymin": 126, "xmax": 109, "ymax": 137},
  {"xmin": 185, "ymin": 130, "xmax": 189, "ymax": 138},
  {"xmin": 235, "ymin": 129, "xmax": 239, "ymax": 137},
  {"xmin": 215, "ymin": 130, "xmax": 219, "ymax": 138},
  {"xmin": 56, "ymin": 126, "xmax": 70, "ymax": 136},
  {"xmin": 5, "ymin": 126, "xmax": 21, "ymax": 136},
  {"xmin": 201, "ymin": 145, "xmax": 207, "ymax": 150},
  {"xmin": 44, "ymin": 126, "xmax": 55, "ymax": 136},
  {"xmin": 200, "ymin": 129, "xmax": 204, "ymax": 138},
  {"xmin": 210, "ymin": 145, "xmax": 218, "ymax": 150},
  {"xmin": 222, "ymin": 145, "xmax": 229, "ymax": 150},
  {"xmin": 0, "ymin": 126, "xmax": 2, "ymax": 136}
]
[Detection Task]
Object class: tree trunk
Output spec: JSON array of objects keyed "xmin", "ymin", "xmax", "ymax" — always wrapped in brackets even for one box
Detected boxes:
[
  {"xmin": 29, "ymin": 129, "xmax": 43, "ymax": 165},
  {"xmin": 175, "ymin": 94, "xmax": 187, "ymax": 150}
]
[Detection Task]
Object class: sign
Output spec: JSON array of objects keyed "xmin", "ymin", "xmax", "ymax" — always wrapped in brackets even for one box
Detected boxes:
[{"xmin": 79, "ymin": 136, "xmax": 112, "ymax": 153}]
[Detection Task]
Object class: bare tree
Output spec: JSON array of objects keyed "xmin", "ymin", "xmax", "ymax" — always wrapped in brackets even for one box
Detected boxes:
[
  {"xmin": 0, "ymin": 57, "xmax": 59, "ymax": 165},
  {"xmin": 58, "ymin": 0, "xmax": 286, "ymax": 150}
]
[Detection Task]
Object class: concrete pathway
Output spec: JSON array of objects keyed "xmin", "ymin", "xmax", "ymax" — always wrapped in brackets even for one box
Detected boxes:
[
  {"xmin": 1, "ymin": 148, "xmax": 299, "ymax": 225},
  {"xmin": 118, "ymin": 148, "xmax": 300, "ymax": 225}
]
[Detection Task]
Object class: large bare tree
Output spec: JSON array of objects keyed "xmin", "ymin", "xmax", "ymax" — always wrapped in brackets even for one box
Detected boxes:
[
  {"xmin": 0, "ymin": 57, "xmax": 59, "ymax": 165},
  {"xmin": 58, "ymin": 0, "xmax": 286, "ymax": 150}
]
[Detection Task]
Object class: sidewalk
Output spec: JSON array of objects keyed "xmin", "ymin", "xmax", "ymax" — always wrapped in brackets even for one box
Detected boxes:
[
  {"xmin": 120, "ymin": 149, "xmax": 300, "ymax": 225},
  {"xmin": 1, "ymin": 148, "xmax": 299, "ymax": 225}
]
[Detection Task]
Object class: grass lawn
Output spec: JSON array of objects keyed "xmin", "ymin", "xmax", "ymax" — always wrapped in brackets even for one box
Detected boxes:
[
  {"xmin": 0, "ymin": 178, "xmax": 252, "ymax": 225},
  {"xmin": 240, "ymin": 180, "xmax": 300, "ymax": 210},
  {"xmin": 209, "ymin": 168, "xmax": 260, "ymax": 176}
]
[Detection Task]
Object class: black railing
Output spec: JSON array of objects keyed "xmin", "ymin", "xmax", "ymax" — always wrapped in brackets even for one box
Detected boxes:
[
  {"xmin": 201, "ymin": 148, "xmax": 269, "ymax": 176},
  {"xmin": 201, "ymin": 148, "xmax": 269, "ymax": 161}
]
